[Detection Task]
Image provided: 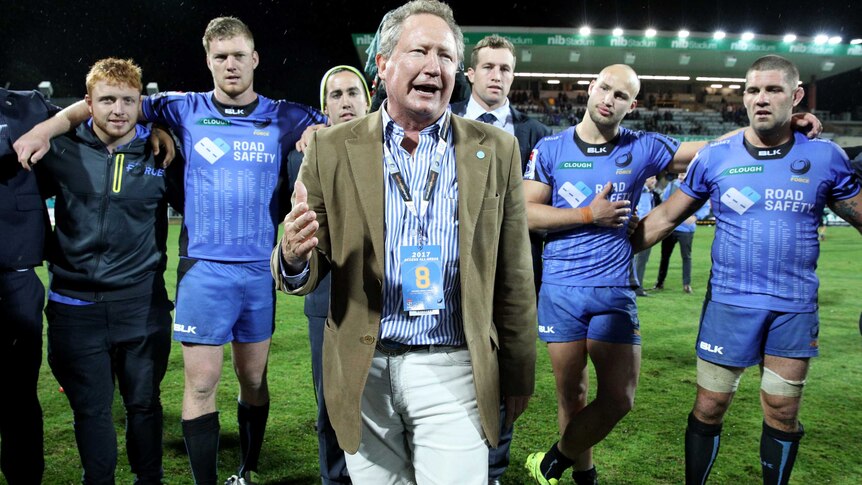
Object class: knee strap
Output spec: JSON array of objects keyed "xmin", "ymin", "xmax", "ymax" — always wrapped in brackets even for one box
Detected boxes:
[
  {"xmin": 696, "ymin": 357, "xmax": 744, "ymax": 393},
  {"xmin": 761, "ymin": 367, "xmax": 806, "ymax": 397}
]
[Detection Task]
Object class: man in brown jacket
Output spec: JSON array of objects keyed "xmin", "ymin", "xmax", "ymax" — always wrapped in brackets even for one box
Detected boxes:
[{"xmin": 272, "ymin": 1, "xmax": 537, "ymax": 483}]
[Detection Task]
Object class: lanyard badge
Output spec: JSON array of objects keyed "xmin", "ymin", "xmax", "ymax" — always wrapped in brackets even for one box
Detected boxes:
[
  {"xmin": 400, "ymin": 245, "xmax": 444, "ymax": 316},
  {"xmin": 385, "ymin": 113, "xmax": 451, "ymax": 316}
]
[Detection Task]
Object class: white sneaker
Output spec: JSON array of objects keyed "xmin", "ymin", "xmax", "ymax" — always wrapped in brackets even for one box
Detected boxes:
[{"xmin": 224, "ymin": 472, "xmax": 258, "ymax": 485}]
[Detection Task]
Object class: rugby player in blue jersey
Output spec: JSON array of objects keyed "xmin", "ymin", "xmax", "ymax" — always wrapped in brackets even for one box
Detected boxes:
[
  {"xmin": 14, "ymin": 17, "xmax": 325, "ymax": 485},
  {"xmin": 633, "ymin": 55, "xmax": 862, "ymax": 485},
  {"xmin": 523, "ymin": 63, "xmax": 822, "ymax": 485},
  {"xmin": 522, "ymin": 63, "xmax": 699, "ymax": 485}
]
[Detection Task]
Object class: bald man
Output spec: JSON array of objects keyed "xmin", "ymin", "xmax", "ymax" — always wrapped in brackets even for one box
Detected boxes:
[{"xmin": 522, "ymin": 64, "xmax": 821, "ymax": 485}]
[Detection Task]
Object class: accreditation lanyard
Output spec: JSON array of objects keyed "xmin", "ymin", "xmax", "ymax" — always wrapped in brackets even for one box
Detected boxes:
[{"xmin": 383, "ymin": 113, "xmax": 451, "ymax": 244}]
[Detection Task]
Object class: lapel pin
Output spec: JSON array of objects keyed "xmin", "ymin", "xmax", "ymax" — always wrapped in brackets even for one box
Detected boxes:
[{"xmin": 476, "ymin": 150, "xmax": 486, "ymax": 159}]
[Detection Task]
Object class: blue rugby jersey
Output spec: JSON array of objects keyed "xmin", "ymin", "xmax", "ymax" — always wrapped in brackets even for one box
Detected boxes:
[
  {"xmin": 142, "ymin": 91, "xmax": 324, "ymax": 261},
  {"xmin": 681, "ymin": 131, "xmax": 860, "ymax": 312},
  {"xmin": 525, "ymin": 126, "xmax": 679, "ymax": 286}
]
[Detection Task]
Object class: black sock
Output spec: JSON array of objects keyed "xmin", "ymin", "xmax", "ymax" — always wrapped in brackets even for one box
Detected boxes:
[
  {"xmin": 572, "ymin": 466, "xmax": 598, "ymax": 485},
  {"xmin": 182, "ymin": 412, "xmax": 220, "ymax": 485},
  {"xmin": 540, "ymin": 443, "xmax": 575, "ymax": 481},
  {"xmin": 237, "ymin": 400, "xmax": 270, "ymax": 476},
  {"xmin": 685, "ymin": 412, "xmax": 723, "ymax": 485},
  {"xmin": 760, "ymin": 421, "xmax": 804, "ymax": 485}
]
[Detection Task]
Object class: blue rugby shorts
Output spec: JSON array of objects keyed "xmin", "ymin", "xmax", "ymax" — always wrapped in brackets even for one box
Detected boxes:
[
  {"xmin": 537, "ymin": 284, "xmax": 641, "ymax": 345},
  {"xmin": 696, "ymin": 300, "xmax": 819, "ymax": 367},
  {"xmin": 173, "ymin": 258, "xmax": 275, "ymax": 345}
]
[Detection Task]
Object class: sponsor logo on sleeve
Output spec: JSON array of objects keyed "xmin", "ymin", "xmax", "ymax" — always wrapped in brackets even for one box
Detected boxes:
[{"xmin": 524, "ymin": 149, "xmax": 538, "ymax": 179}]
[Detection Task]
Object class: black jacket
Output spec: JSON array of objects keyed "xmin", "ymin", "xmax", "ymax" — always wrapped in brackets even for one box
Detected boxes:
[
  {"xmin": 0, "ymin": 89, "xmax": 57, "ymax": 270},
  {"xmin": 38, "ymin": 122, "xmax": 170, "ymax": 301}
]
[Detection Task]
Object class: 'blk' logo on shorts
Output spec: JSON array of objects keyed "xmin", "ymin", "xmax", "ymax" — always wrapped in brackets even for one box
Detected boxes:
[{"xmin": 174, "ymin": 323, "xmax": 197, "ymax": 335}]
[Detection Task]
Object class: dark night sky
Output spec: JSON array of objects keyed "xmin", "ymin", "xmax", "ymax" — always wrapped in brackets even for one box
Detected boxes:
[{"xmin": 2, "ymin": 0, "xmax": 861, "ymax": 111}]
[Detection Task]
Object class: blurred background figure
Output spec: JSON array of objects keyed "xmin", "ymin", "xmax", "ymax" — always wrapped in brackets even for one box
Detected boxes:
[{"xmin": 652, "ymin": 172, "xmax": 711, "ymax": 293}]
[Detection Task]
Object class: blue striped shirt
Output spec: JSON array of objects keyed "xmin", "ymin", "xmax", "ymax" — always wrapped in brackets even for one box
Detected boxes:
[{"xmin": 379, "ymin": 106, "xmax": 463, "ymax": 346}]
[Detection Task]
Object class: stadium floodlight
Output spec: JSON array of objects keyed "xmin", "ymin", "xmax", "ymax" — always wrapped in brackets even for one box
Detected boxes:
[
  {"xmin": 624, "ymin": 52, "xmax": 636, "ymax": 65},
  {"xmin": 678, "ymin": 30, "xmax": 690, "ymax": 39},
  {"xmin": 710, "ymin": 84, "xmax": 723, "ymax": 89},
  {"xmin": 713, "ymin": 31, "xmax": 726, "ymax": 40},
  {"xmin": 612, "ymin": 27, "xmax": 624, "ymax": 37},
  {"xmin": 546, "ymin": 79, "xmax": 561, "ymax": 85},
  {"xmin": 828, "ymin": 36, "xmax": 842, "ymax": 45},
  {"xmin": 569, "ymin": 50, "xmax": 581, "ymax": 62},
  {"xmin": 724, "ymin": 56, "xmax": 737, "ymax": 68},
  {"xmin": 679, "ymin": 54, "xmax": 691, "ymax": 65},
  {"xmin": 577, "ymin": 80, "xmax": 591, "ymax": 85},
  {"xmin": 851, "ymin": 38, "xmax": 862, "ymax": 45},
  {"xmin": 638, "ymin": 75, "xmax": 691, "ymax": 80},
  {"xmin": 814, "ymin": 34, "xmax": 828, "ymax": 44},
  {"xmin": 146, "ymin": 82, "xmax": 159, "ymax": 96},
  {"xmin": 783, "ymin": 34, "xmax": 797, "ymax": 43},
  {"xmin": 728, "ymin": 84, "xmax": 741, "ymax": 89},
  {"xmin": 645, "ymin": 28, "xmax": 657, "ymax": 38},
  {"xmin": 515, "ymin": 72, "xmax": 598, "ymax": 79},
  {"xmin": 579, "ymin": 26, "xmax": 591, "ymax": 36},
  {"xmin": 38, "ymin": 81, "xmax": 53, "ymax": 98},
  {"xmin": 741, "ymin": 32, "xmax": 755, "ymax": 41},
  {"xmin": 696, "ymin": 76, "xmax": 745, "ymax": 82},
  {"xmin": 821, "ymin": 61, "xmax": 835, "ymax": 72}
]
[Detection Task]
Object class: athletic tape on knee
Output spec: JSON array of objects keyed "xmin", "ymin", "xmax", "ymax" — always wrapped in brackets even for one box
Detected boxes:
[
  {"xmin": 760, "ymin": 367, "xmax": 806, "ymax": 397},
  {"xmin": 696, "ymin": 357, "xmax": 743, "ymax": 393}
]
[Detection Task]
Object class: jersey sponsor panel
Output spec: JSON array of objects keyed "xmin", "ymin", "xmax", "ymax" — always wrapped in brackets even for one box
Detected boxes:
[
  {"xmin": 681, "ymin": 132, "xmax": 860, "ymax": 312},
  {"xmin": 142, "ymin": 91, "xmax": 324, "ymax": 261}
]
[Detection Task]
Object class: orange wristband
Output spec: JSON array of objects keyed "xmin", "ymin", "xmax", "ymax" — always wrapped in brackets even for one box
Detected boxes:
[{"xmin": 579, "ymin": 207, "xmax": 594, "ymax": 225}]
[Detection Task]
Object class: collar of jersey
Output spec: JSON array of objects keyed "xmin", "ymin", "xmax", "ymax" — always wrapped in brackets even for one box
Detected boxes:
[
  {"xmin": 210, "ymin": 94, "xmax": 260, "ymax": 118},
  {"xmin": 742, "ymin": 133, "xmax": 796, "ymax": 160},
  {"xmin": 572, "ymin": 127, "xmax": 620, "ymax": 157}
]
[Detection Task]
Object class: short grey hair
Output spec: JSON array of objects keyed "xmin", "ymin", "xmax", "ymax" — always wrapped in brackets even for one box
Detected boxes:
[
  {"xmin": 377, "ymin": 0, "xmax": 464, "ymax": 64},
  {"xmin": 747, "ymin": 55, "xmax": 800, "ymax": 87}
]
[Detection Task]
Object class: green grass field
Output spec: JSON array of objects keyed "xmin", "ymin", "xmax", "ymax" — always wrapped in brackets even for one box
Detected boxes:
[{"xmin": 31, "ymin": 225, "xmax": 862, "ymax": 484}]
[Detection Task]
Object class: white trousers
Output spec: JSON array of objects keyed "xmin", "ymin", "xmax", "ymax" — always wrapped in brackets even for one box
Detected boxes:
[{"xmin": 344, "ymin": 347, "xmax": 489, "ymax": 485}]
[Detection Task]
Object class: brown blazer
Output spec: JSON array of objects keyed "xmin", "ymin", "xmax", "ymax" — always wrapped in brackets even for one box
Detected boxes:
[{"xmin": 271, "ymin": 111, "xmax": 537, "ymax": 453}]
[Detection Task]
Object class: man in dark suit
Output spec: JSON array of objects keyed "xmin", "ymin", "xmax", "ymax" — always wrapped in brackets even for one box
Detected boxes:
[
  {"xmin": 285, "ymin": 64, "xmax": 371, "ymax": 485},
  {"xmin": 0, "ymin": 88, "xmax": 57, "ymax": 485},
  {"xmin": 450, "ymin": 35, "xmax": 552, "ymax": 176},
  {"xmin": 273, "ymin": 1, "xmax": 537, "ymax": 483},
  {"xmin": 449, "ymin": 33, "xmax": 552, "ymax": 484}
]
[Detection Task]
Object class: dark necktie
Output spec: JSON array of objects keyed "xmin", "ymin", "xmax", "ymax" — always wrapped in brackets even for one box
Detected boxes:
[{"xmin": 477, "ymin": 112, "xmax": 496, "ymax": 124}]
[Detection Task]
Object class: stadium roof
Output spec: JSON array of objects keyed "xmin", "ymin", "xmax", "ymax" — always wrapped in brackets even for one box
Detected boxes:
[{"xmin": 353, "ymin": 27, "xmax": 862, "ymax": 84}]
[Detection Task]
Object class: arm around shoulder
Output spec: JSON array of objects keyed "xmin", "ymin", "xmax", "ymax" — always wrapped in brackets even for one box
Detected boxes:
[{"xmin": 14, "ymin": 100, "xmax": 90, "ymax": 168}]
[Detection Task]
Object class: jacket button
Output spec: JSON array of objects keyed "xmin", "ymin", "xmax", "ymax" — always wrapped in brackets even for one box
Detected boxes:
[{"xmin": 361, "ymin": 335, "xmax": 375, "ymax": 345}]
